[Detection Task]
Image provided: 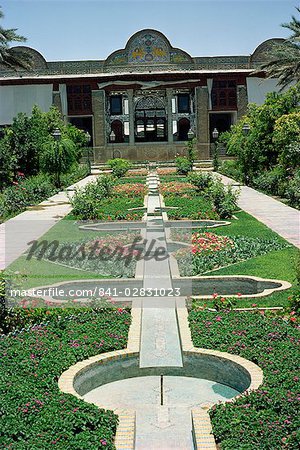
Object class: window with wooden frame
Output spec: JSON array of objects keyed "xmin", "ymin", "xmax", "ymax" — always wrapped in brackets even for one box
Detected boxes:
[
  {"xmin": 110, "ymin": 95, "xmax": 123, "ymax": 115},
  {"xmin": 67, "ymin": 85, "xmax": 92, "ymax": 115},
  {"xmin": 211, "ymin": 80, "xmax": 237, "ymax": 110},
  {"xmin": 177, "ymin": 93, "xmax": 190, "ymax": 113}
]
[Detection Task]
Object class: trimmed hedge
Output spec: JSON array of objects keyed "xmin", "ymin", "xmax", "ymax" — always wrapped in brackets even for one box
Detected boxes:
[
  {"xmin": 0, "ymin": 165, "xmax": 89, "ymax": 222},
  {"xmin": 189, "ymin": 310, "xmax": 300, "ymax": 449},
  {"xmin": 0, "ymin": 308, "xmax": 131, "ymax": 449}
]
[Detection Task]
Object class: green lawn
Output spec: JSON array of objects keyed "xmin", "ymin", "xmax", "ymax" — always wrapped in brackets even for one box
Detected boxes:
[
  {"xmin": 7, "ymin": 217, "xmax": 141, "ymax": 289},
  {"xmin": 8, "ymin": 256, "xmax": 111, "ymax": 289},
  {"xmin": 191, "ymin": 211, "xmax": 298, "ymax": 308}
]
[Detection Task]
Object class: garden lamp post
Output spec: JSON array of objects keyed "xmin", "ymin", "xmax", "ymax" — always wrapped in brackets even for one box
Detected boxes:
[
  {"xmin": 187, "ymin": 128, "xmax": 194, "ymax": 140},
  {"xmin": 242, "ymin": 123, "xmax": 251, "ymax": 136},
  {"xmin": 187, "ymin": 128, "xmax": 195, "ymax": 170},
  {"xmin": 212, "ymin": 127, "xmax": 219, "ymax": 171},
  {"xmin": 52, "ymin": 128, "xmax": 61, "ymax": 187},
  {"xmin": 242, "ymin": 123, "xmax": 251, "ymax": 185},
  {"xmin": 85, "ymin": 131, "xmax": 91, "ymax": 174},
  {"xmin": 110, "ymin": 130, "xmax": 116, "ymax": 159}
]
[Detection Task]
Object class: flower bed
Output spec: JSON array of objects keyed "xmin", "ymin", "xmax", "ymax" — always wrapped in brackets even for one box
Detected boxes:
[
  {"xmin": 191, "ymin": 232, "xmax": 234, "ymax": 254},
  {"xmin": 71, "ymin": 176, "xmax": 145, "ymax": 220},
  {"xmin": 127, "ymin": 169, "xmax": 148, "ymax": 176},
  {"xmin": 174, "ymin": 232, "xmax": 288, "ymax": 276},
  {"xmin": 39, "ymin": 232, "xmax": 142, "ymax": 278},
  {"xmin": 159, "ymin": 181, "xmax": 195, "ymax": 197},
  {"xmin": 115, "ymin": 176, "xmax": 146, "ymax": 185},
  {"xmin": 112, "ymin": 183, "xmax": 146, "ymax": 198},
  {"xmin": 0, "ymin": 308, "xmax": 131, "ymax": 449},
  {"xmin": 157, "ymin": 168, "xmax": 176, "ymax": 175},
  {"xmin": 189, "ymin": 310, "xmax": 300, "ymax": 449}
]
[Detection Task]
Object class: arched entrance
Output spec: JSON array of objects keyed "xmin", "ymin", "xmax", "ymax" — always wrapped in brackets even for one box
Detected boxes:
[
  {"xmin": 135, "ymin": 96, "xmax": 167, "ymax": 142},
  {"xmin": 111, "ymin": 120, "xmax": 124, "ymax": 143},
  {"xmin": 177, "ymin": 118, "xmax": 190, "ymax": 141}
]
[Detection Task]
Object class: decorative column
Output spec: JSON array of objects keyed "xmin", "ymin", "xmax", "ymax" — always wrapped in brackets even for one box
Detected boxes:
[
  {"xmin": 52, "ymin": 92, "xmax": 63, "ymax": 115},
  {"xmin": 128, "ymin": 89, "xmax": 135, "ymax": 145},
  {"xmin": 237, "ymin": 85, "xmax": 248, "ymax": 120},
  {"xmin": 166, "ymin": 88, "xmax": 173, "ymax": 143},
  {"xmin": 195, "ymin": 86, "xmax": 209, "ymax": 159},
  {"xmin": 58, "ymin": 84, "xmax": 68, "ymax": 123},
  {"xmin": 92, "ymin": 90, "xmax": 106, "ymax": 147}
]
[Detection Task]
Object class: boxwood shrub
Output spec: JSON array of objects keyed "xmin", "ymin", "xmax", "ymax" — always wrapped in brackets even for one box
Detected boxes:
[
  {"xmin": 0, "ymin": 308, "xmax": 131, "ymax": 449},
  {"xmin": 189, "ymin": 310, "xmax": 300, "ymax": 449}
]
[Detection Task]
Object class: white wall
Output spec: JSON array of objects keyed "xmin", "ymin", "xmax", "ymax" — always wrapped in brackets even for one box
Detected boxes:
[
  {"xmin": 246, "ymin": 77, "xmax": 284, "ymax": 105},
  {"xmin": 0, "ymin": 84, "xmax": 53, "ymax": 125}
]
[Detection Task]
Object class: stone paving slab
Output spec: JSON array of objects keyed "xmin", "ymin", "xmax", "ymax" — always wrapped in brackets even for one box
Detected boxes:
[
  {"xmin": 0, "ymin": 175, "xmax": 97, "ymax": 269},
  {"xmin": 219, "ymin": 173, "xmax": 300, "ymax": 248},
  {"xmin": 139, "ymin": 298, "xmax": 183, "ymax": 368}
]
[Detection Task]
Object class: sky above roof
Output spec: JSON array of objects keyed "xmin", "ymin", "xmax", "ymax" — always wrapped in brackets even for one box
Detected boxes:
[{"xmin": 1, "ymin": 0, "xmax": 298, "ymax": 61}]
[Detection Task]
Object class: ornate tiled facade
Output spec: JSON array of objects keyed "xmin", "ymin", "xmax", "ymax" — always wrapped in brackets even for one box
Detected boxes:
[{"xmin": 0, "ymin": 29, "xmax": 283, "ymax": 161}]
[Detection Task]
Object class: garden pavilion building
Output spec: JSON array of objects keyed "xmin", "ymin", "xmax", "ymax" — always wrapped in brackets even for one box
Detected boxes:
[{"xmin": 0, "ymin": 29, "xmax": 285, "ymax": 162}]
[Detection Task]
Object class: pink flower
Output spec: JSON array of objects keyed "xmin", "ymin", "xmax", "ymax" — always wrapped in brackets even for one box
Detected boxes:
[{"xmin": 215, "ymin": 316, "xmax": 222, "ymax": 322}]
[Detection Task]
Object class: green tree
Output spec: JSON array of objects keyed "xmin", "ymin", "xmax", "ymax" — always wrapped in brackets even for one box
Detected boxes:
[
  {"xmin": 40, "ymin": 138, "xmax": 77, "ymax": 188},
  {"xmin": 273, "ymin": 111, "xmax": 300, "ymax": 169},
  {"xmin": 107, "ymin": 158, "xmax": 131, "ymax": 178},
  {"xmin": 4, "ymin": 106, "xmax": 50, "ymax": 176},
  {"xmin": 261, "ymin": 8, "xmax": 300, "ymax": 88},
  {"xmin": 2, "ymin": 106, "xmax": 86, "ymax": 180},
  {"xmin": 222, "ymin": 84, "xmax": 300, "ymax": 183},
  {"xmin": 0, "ymin": 137, "xmax": 17, "ymax": 188},
  {"xmin": 186, "ymin": 137, "xmax": 196, "ymax": 169},
  {"xmin": 0, "ymin": 7, "xmax": 32, "ymax": 69}
]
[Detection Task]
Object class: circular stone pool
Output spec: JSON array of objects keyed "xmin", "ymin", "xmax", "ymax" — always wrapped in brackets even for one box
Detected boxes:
[
  {"xmin": 60, "ymin": 351, "xmax": 263, "ymax": 449},
  {"xmin": 84, "ymin": 375, "xmax": 239, "ymax": 449},
  {"xmin": 84, "ymin": 375, "xmax": 239, "ymax": 410}
]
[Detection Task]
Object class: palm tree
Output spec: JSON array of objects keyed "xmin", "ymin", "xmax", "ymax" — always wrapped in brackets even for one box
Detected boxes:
[
  {"xmin": 0, "ymin": 7, "xmax": 32, "ymax": 69},
  {"xmin": 260, "ymin": 8, "xmax": 300, "ymax": 88}
]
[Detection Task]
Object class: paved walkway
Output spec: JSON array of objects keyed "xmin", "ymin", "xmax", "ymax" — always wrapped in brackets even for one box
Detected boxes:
[
  {"xmin": 0, "ymin": 175, "xmax": 97, "ymax": 270},
  {"xmin": 140, "ymin": 172, "xmax": 183, "ymax": 368},
  {"xmin": 219, "ymin": 173, "xmax": 300, "ymax": 248}
]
